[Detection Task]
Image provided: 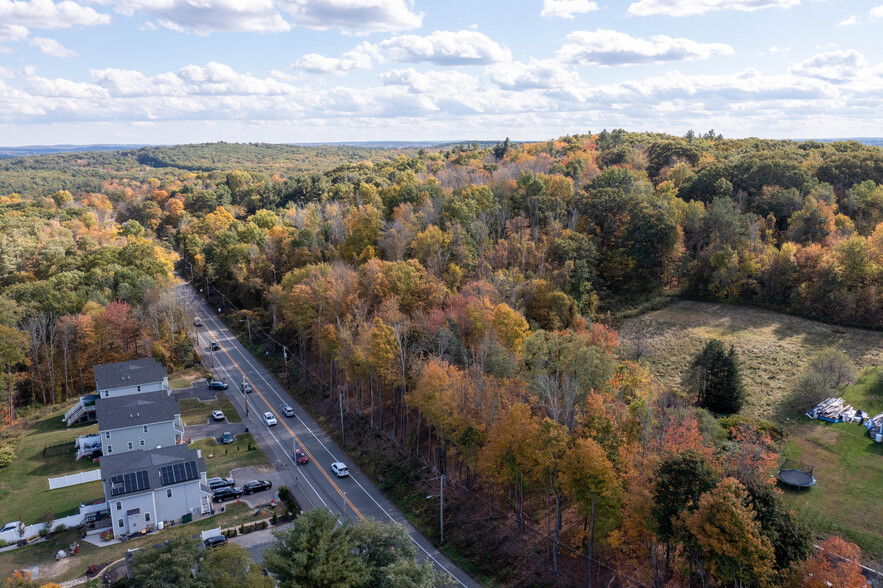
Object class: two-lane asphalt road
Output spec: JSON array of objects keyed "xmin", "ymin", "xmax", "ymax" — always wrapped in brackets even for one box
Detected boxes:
[{"xmin": 182, "ymin": 284, "xmax": 479, "ymax": 587}]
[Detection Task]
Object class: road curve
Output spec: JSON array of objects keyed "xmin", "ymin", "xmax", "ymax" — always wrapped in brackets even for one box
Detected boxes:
[{"xmin": 181, "ymin": 283, "xmax": 480, "ymax": 587}]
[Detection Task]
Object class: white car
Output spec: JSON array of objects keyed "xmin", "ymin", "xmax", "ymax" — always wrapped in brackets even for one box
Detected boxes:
[
  {"xmin": 263, "ymin": 412, "xmax": 277, "ymax": 426},
  {"xmin": 211, "ymin": 410, "xmax": 225, "ymax": 421},
  {"xmin": 330, "ymin": 462, "xmax": 349, "ymax": 478},
  {"xmin": 281, "ymin": 405, "xmax": 295, "ymax": 417},
  {"xmin": 1, "ymin": 521, "xmax": 21, "ymax": 533},
  {"xmin": 242, "ymin": 382, "xmax": 253, "ymax": 394}
]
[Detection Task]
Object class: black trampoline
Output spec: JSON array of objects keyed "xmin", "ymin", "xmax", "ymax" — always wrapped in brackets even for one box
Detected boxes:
[{"xmin": 777, "ymin": 460, "xmax": 815, "ymax": 488}]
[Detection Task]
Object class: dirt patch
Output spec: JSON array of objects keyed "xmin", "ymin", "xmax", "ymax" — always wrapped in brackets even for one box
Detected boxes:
[{"xmin": 618, "ymin": 301, "xmax": 883, "ymax": 420}]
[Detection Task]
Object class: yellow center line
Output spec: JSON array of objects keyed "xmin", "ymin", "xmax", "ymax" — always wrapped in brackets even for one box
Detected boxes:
[{"xmin": 204, "ymin": 325, "xmax": 365, "ymax": 521}]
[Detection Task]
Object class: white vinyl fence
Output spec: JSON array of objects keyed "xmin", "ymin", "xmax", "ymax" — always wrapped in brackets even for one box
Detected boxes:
[
  {"xmin": 48, "ymin": 468, "xmax": 102, "ymax": 490},
  {"xmin": 0, "ymin": 513, "xmax": 84, "ymax": 545}
]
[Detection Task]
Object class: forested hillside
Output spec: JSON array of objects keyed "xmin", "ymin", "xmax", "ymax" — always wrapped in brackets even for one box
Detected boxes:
[{"xmin": 1, "ymin": 132, "xmax": 881, "ymax": 586}]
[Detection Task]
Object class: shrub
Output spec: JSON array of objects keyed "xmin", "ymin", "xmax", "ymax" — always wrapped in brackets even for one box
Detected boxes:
[
  {"xmin": 39, "ymin": 528, "xmax": 48, "ymax": 538},
  {"xmin": 87, "ymin": 565, "xmax": 100, "ymax": 576},
  {"xmin": 271, "ymin": 512, "xmax": 278, "ymax": 525},
  {"xmin": 239, "ymin": 524, "xmax": 245, "ymax": 535}
]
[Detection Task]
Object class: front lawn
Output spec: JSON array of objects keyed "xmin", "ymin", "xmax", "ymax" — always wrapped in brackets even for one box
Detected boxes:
[
  {"xmin": 0, "ymin": 407, "xmax": 104, "ymax": 526},
  {"xmin": 179, "ymin": 397, "xmax": 241, "ymax": 426},
  {"xmin": 189, "ymin": 433, "xmax": 269, "ymax": 478}
]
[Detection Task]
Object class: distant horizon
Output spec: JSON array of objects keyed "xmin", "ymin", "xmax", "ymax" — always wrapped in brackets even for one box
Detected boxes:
[{"xmin": 2, "ymin": 136, "xmax": 883, "ymax": 157}]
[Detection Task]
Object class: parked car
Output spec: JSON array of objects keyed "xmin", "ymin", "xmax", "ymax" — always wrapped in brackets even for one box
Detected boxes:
[
  {"xmin": 193, "ymin": 317, "xmax": 203, "ymax": 327},
  {"xmin": 212, "ymin": 487, "xmax": 243, "ymax": 503},
  {"xmin": 203, "ymin": 535, "xmax": 227, "ymax": 548},
  {"xmin": 221, "ymin": 432, "xmax": 234, "ymax": 445},
  {"xmin": 280, "ymin": 405, "xmax": 295, "ymax": 417},
  {"xmin": 294, "ymin": 448, "xmax": 309, "ymax": 465},
  {"xmin": 1, "ymin": 521, "xmax": 21, "ymax": 534},
  {"xmin": 207, "ymin": 477, "xmax": 235, "ymax": 491},
  {"xmin": 330, "ymin": 462, "xmax": 349, "ymax": 477},
  {"xmin": 263, "ymin": 412, "xmax": 277, "ymax": 426},
  {"xmin": 211, "ymin": 341, "xmax": 220, "ymax": 351},
  {"xmin": 242, "ymin": 480, "xmax": 273, "ymax": 495},
  {"xmin": 241, "ymin": 382, "xmax": 253, "ymax": 394},
  {"xmin": 211, "ymin": 410, "xmax": 225, "ymax": 421},
  {"xmin": 208, "ymin": 381, "xmax": 228, "ymax": 390}
]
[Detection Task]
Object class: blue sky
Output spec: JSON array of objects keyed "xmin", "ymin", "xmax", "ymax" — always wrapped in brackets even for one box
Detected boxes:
[{"xmin": 1, "ymin": 0, "xmax": 882, "ymax": 145}]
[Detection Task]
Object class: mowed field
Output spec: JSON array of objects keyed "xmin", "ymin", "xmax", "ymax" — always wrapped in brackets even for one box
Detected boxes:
[{"xmin": 618, "ymin": 300, "xmax": 883, "ymax": 420}]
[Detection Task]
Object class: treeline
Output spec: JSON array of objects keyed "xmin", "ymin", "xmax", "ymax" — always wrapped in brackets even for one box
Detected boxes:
[{"xmin": 0, "ymin": 190, "xmax": 197, "ymax": 421}]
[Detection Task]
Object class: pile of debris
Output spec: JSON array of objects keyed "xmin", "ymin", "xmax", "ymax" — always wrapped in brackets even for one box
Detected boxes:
[
  {"xmin": 805, "ymin": 397, "xmax": 867, "ymax": 423},
  {"xmin": 807, "ymin": 398, "xmax": 883, "ymax": 442}
]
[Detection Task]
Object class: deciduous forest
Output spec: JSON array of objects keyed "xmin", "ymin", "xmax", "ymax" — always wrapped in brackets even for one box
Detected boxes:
[{"xmin": 1, "ymin": 131, "xmax": 881, "ymax": 586}]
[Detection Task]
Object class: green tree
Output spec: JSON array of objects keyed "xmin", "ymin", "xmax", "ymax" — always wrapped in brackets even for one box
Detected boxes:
[
  {"xmin": 0, "ymin": 324, "xmax": 27, "ymax": 423},
  {"xmin": 352, "ymin": 519, "xmax": 450, "ymax": 587},
  {"xmin": 129, "ymin": 536, "xmax": 204, "ymax": 587},
  {"xmin": 264, "ymin": 508, "xmax": 367, "ymax": 588},
  {"xmin": 687, "ymin": 339, "xmax": 745, "ymax": 414},
  {"xmin": 745, "ymin": 482, "xmax": 813, "ymax": 570},
  {"xmin": 198, "ymin": 543, "xmax": 274, "ymax": 588},
  {"xmin": 653, "ymin": 449, "xmax": 718, "ymax": 543}
]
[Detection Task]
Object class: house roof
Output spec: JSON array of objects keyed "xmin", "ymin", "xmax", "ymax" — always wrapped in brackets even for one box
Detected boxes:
[
  {"xmin": 101, "ymin": 445, "xmax": 206, "ymax": 499},
  {"xmin": 93, "ymin": 358, "xmax": 168, "ymax": 392},
  {"xmin": 96, "ymin": 391, "xmax": 179, "ymax": 431}
]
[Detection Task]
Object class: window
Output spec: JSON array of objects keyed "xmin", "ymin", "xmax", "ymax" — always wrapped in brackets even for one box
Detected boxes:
[
  {"xmin": 104, "ymin": 390, "xmax": 109, "ymax": 397},
  {"xmin": 140, "ymin": 439, "xmax": 145, "ymax": 446},
  {"xmin": 107, "ymin": 445, "xmax": 113, "ymax": 454},
  {"xmin": 137, "ymin": 386, "xmax": 141, "ymax": 392},
  {"xmin": 145, "ymin": 512, "xmax": 150, "ymax": 522},
  {"xmin": 143, "ymin": 425, "xmax": 148, "ymax": 433},
  {"xmin": 118, "ymin": 519, "xmax": 124, "ymax": 528},
  {"xmin": 167, "ymin": 489, "xmax": 172, "ymax": 498},
  {"xmin": 105, "ymin": 432, "xmax": 111, "ymax": 439},
  {"xmin": 127, "ymin": 441, "xmax": 133, "ymax": 450},
  {"xmin": 116, "ymin": 502, "xmax": 122, "ymax": 511}
]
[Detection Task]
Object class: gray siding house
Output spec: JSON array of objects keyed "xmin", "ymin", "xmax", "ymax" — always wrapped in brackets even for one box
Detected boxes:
[
  {"xmin": 65, "ymin": 358, "xmax": 170, "ymax": 427},
  {"xmin": 101, "ymin": 445, "xmax": 212, "ymax": 537},
  {"xmin": 97, "ymin": 391, "xmax": 184, "ymax": 456}
]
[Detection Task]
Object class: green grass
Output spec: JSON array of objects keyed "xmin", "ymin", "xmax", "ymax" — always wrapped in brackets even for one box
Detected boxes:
[
  {"xmin": 781, "ymin": 368, "xmax": 883, "ymax": 557},
  {"xmin": 0, "ymin": 502, "xmax": 282, "ymax": 584},
  {"xmin": 618, "ymin": 300, "xmax": 883, "ymax": 420},
  {"xmin": 179, "ymin": 397, "xmax": 241, "ymax": 426},
  {"xmin": 0, "ymin": 407, "xmax": 104, "ymax": 526},
  {"xmin": 189, "ymin": 433, "xmax": 270, "ymax": 478},
  {"xmin": 168, "ymin": 378, "xmax": 190, "ymax": 389}
]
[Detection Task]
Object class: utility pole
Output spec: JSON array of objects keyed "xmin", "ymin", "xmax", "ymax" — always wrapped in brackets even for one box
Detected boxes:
[
  {"xmin": 210, "ymin": 340, "xmax": 214, "ymax": 368},
  {"xmin": 339, "ymin": 387, "xmax": 345, "ymax": 446},
  {"xmin": 283, "ymin": 346, "xmax": 290, "ymax": 389},
  {"xmin": 440, "ymin": 473, "xmax": 444, "ymax": 544},
  {"xmin": 242, "ymin": 314, "xmax": 252, "ymax": 347},
  {"xmin": 205, "ymin": 276, "xmax": 210, "ymax": 302}
]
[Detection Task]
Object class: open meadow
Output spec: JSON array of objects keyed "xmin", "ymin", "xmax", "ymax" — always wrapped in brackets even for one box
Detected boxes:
[{"xmin": 618, "ymin": 300, "xmax": 883, "ymax": 421}]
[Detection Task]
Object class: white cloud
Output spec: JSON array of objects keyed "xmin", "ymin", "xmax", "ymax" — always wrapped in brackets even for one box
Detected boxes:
[
  {"xmin": 294, "ymin": 42, "xmax": 377, "ymax": 74},
  {"xmin": 768, "ymin": 45, "xmax": 789, "ymax": 54},
  {"xmin": 486, "ymin": 59, "xmax": 581, "ymax": 90},
  {"xmin": 837, "ymin": 15, "xmax": 857, "ymax": 26},
  {"xmin": 628, "ymin": 0, "xmax": 800, "ymax": 17},
  {"xmin": 280, "ymin": 0, "xmax": 422, "ymax": 31},
  {"xmin": 871, "ymin": 4, "xmax": 883, "ymax": 19},
  {"xmin": 379, "ymin": 30, "xmax": 511, "ymax": 65},
  {"xmin": 0, "ymin": 0, "xmax": 111, "ymax": 28},
  {"xmin": 558, "ymin": 29, "xmax": 733, "ymax": 66},
  {"xmin": 109, "ymin": 0, "xmax": 290, "ymax": 35},
  {"xmin": 0, "ymin": 24, "xmax": 29, "ymax": 42},
  {"xmin": 540, "ymin": 0, "xmax": 598, "ymax": 19},
  {"xmin": 30, "ymin": 36, "xmax": 76, "ymax": 57},
  {"xmin": 789, "ymin": 49, "xmax": 867, "ymax": 82}
]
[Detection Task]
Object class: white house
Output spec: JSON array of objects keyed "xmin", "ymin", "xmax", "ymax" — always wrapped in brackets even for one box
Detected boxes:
[
  {"xmin": 101, "ymin": 445, "xmax": 212, "ymax": 537},
  {"xmin": 95, "ymin": 391, "xmax": 184, "ymax": 458},
  {"xmin": 65, "ymin": 358, "xmax": 170, "ymax": 427}
]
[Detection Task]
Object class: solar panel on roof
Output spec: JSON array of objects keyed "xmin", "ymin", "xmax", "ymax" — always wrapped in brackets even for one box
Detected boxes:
[
  {"xmin": 159, "ymin": 460, "xmax": 199, "ymax": 485},
  {"xmin": 109, "ymin": 469, "xmax": 150, "ymax": 496}
]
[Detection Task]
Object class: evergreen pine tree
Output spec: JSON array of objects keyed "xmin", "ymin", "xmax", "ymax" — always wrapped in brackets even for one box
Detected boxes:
[{"xmin": 687, "ymin": 339, "xmax": 744, "ymax": 414}]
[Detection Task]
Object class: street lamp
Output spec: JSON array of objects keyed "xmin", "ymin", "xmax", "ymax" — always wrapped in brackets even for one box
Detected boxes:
[{"xmin": 426, "ymin": 474, "xmax": 445, "ymax": 544}]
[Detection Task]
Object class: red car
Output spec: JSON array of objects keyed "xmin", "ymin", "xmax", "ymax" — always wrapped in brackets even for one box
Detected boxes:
[{"xmin": 295, "ymin": 448, "xmax": 309, "ymax": 465}]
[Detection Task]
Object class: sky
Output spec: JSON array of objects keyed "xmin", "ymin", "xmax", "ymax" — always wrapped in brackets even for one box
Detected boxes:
[{"xmin": 1, "ymin": 0, "xmax": 883, "ymax": 145}]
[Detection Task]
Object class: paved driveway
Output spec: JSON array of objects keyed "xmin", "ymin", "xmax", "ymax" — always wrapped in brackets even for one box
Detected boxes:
[
  {"xmin": 171, "ymin": 380, "xmax": 220, "ymax": 401},
  {"xmin": 185, "ymin": 421, "xmax": 248, "ymax": 443}
]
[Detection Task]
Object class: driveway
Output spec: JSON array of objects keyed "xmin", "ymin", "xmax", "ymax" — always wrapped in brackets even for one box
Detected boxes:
[
  {"xmin": 171, "ymin": 380, "xmax": 220, "ymax": 401},
  {"xmin": 228, "ymin": 466, "xmax": 284, "ymax": 504},
  {"xmin": 185, "ymin": 421, "xmax": 248, "ymax": 444}
]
